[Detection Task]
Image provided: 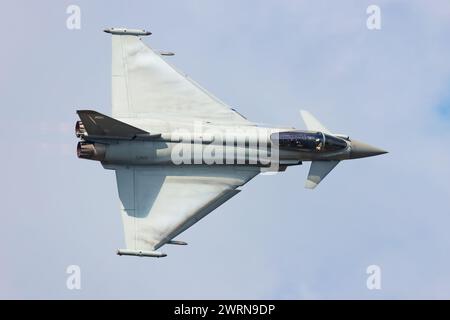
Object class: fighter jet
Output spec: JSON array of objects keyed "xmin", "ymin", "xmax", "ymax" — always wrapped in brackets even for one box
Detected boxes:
[{"xmin": 75, "ymin": 28, "xmax": 387, "ymax": 258}]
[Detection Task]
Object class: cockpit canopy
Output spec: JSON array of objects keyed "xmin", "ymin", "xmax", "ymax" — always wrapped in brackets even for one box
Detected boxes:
[{"xmin": 271, "ymin": 131, "xmax": 348, "ymax": 152}]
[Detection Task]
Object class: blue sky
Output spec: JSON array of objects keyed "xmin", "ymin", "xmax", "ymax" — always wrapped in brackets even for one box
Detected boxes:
[{"xmin": 0, "ymin": 0, "xmax": 449, "ymax": 299}]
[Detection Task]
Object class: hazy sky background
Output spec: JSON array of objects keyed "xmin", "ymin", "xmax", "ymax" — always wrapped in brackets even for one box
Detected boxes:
[{"xmin": 1, "ymin": 0, "xmax": 450, "ymax": 299}]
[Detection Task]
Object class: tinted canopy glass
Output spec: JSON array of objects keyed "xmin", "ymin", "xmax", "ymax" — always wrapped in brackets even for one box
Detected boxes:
[
  {"xmin": 272, "ymin": 131, "xmax": 347, "ymax": 152},
  {"xmin": 323, "ymin": 134, "xmax": 348, "ymax": 151},
  {"xmin": 274, "ymin": 131, "xmax": 323, "ymax": 151}
]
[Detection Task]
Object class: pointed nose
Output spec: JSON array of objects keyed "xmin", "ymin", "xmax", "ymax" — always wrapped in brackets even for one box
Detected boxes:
[{"xmin": 350, "ymin": 140, "xmax": 388, "ymax": 159}]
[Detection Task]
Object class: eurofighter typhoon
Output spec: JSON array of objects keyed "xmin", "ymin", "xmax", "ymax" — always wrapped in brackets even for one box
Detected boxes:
[{"xmin": 76, "ymin": 28, "xmax": 387, "ymax": 258}]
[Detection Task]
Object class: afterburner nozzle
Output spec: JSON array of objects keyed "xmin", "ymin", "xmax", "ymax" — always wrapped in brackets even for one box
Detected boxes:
[{"xmin": 77, "ymin": 142, "xmax": 106, "ymax": 161}]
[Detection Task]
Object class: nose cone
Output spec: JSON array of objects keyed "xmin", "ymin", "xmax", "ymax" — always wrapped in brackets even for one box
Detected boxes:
[{"xmin": 350, "ymin": 140, "xmax": 388, "ymax": 159}]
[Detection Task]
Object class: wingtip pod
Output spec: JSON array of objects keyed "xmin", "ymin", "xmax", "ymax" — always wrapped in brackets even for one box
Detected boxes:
[
  {"xmin": 104, "ymin": 27, "xmax": 152, "ymax": 36},
  {"xmin": 117, "ymin": 249, "xmax": 167, "ymax": 258}
]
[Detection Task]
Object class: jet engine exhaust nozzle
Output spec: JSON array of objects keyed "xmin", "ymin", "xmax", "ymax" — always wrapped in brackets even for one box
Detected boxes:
[{"xmin": 76, "ymin": 142, "xmax": 106, "ymax": 161}]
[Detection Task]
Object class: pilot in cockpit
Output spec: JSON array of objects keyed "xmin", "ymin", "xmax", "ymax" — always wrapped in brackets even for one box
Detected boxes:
[{"xmin": 315, "ymin": 138, "xmax": 323, "ymax": 151}]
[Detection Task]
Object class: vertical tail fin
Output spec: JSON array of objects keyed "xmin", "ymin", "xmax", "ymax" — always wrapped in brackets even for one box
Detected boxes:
[{"xmin": 76, "ymin": 110, "xmax": 148, "ymax": 138}]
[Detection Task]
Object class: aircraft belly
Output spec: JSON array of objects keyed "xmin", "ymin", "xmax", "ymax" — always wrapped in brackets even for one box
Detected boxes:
[{"xmin": 102, "ymin": 140, "xmax": 283, "ymax": 166}]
